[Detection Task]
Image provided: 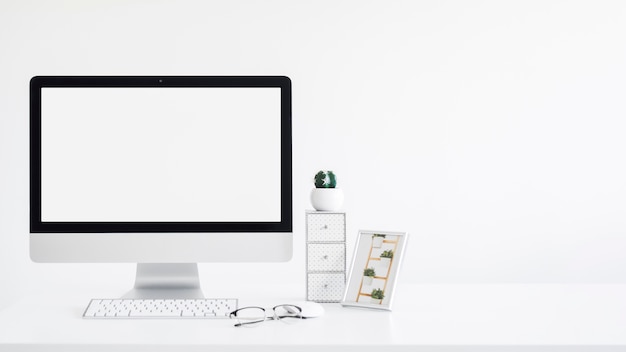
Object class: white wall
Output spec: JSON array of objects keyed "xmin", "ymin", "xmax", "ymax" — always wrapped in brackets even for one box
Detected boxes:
[{"xmin": 1, "ymin": 0, "xmax": 626, "ymax": 306}]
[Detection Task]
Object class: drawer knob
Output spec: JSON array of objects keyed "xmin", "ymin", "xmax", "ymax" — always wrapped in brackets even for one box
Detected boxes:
[
  {"xmin": 322, "ymin": 225, "xmax": 328, "ymax": 230},
  {"xmin": 322, "ymin": 255, "xmax": 328, "ymax": 260}
]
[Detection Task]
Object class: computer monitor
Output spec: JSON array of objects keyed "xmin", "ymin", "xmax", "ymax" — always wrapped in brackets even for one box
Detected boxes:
[{"xmin": 30, "ymin": 76, "xmax": 292, "ymax": 298}]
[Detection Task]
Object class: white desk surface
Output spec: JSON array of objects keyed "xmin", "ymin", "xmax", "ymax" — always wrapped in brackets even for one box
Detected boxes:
[{"xmin": 1, "ymin": 284, "xmax": 626, "ymax": 352}]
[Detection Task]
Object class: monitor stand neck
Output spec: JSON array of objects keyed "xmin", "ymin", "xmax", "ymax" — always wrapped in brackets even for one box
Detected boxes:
[{"xmin": 123, "ymin": 263, "xmax": 205, "ymax": 299}]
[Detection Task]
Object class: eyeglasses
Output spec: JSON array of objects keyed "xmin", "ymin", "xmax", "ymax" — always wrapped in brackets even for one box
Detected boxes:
[{"xmin": 229, "ymin": 304, "xmax": 303, "ymax": 327}]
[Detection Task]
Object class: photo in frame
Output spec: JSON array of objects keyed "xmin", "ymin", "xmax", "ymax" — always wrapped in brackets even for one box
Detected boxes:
[{"xmin": 342, "ymin": 230, "xmax": 408, "ymax": 310}]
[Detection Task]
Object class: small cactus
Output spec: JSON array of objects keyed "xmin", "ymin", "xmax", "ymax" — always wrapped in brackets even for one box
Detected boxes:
[{"xmin": 314, "ymin": 170, "xmax": 337, "ymax": 188}]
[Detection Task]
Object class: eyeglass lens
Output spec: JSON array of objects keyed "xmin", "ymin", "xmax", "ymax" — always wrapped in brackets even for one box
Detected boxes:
[
  {"xmin": 273, "ymin": 304, "xmax": 302, "ymax": 324},
  {"xmin": 232, "ymin": 307, "xmax": 266, "ymax": 327}
]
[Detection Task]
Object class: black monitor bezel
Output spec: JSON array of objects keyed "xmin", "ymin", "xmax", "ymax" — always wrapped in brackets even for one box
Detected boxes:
[{"xmin": 30, "ymin": 76, "xmax": 292, "ymax": 233}]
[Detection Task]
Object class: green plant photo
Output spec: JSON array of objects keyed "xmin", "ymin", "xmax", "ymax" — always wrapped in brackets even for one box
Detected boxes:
[
  {"xmin": 371, "ymin": 288, "xmax": 384, "ymax": 300},
  {"xmin": 380, "ymin": 250, "xmax": 394, "ymax": 258},
  {"xmin": 342, "ymin": 230, "xmax": 408, "ymax": 311}
]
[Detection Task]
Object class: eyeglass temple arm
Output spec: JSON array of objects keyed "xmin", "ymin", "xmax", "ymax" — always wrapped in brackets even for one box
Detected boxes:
[{"xmin": 234, "ymin": 318, "xmax": 266, "ymax": 327}]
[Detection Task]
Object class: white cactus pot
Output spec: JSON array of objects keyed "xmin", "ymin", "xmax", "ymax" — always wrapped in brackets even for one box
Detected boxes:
[
  {"xmin": 310, "ymin": 188, "xmax": 344, "ymax": 211},
  {"xmin": 362, "ymin": 275, "xmax": 374, "ymax": 286}
]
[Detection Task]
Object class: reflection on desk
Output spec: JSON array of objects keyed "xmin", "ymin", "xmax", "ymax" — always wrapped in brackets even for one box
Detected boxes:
[{"xmin": 1, "ymin": 284, "xmax": 626, "ymax": 351}]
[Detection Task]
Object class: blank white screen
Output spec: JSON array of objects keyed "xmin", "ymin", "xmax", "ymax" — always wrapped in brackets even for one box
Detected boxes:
[{"xmin": 41, "ymin": 87, "xmax": 282, "ymax": 222}]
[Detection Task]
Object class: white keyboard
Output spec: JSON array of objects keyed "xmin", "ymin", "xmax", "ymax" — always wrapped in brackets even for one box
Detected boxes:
[{"xmin": 83, "ymin": 298, "xmax": 238, "ymax": 319}]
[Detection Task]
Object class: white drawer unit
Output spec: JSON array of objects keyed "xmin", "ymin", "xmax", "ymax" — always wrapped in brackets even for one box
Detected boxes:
[
  {"xmin": 307, "ymin": 243, "xmax": 345, "ymax": 271},
  {"xmin": 306, "ymin": 273, "xmax": 346, "ymax": 302},
  {"xmin": 306, "ymin": 213, "xmax": 346, "ymax": 242},
  {"xmin": 306, "ymin": 211, "xmax": 346, "ymax": 303}
]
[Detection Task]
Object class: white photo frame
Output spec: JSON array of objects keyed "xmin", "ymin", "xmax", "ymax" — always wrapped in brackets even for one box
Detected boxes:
[{"xmin": 341, "ymin": 230, "xmax": 408, "ymax": 311}]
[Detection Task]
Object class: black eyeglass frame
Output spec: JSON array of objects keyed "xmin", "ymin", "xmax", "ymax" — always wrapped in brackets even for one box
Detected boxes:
[{"xmin": 229, "ymin": 304, "xmax": 303, "ymax": 327}]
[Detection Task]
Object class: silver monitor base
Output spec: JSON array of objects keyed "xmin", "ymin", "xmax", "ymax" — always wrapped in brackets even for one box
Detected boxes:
[{"xmin": 122, "ymin": 263, "xmax": 205, "ymax": 299}]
